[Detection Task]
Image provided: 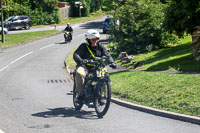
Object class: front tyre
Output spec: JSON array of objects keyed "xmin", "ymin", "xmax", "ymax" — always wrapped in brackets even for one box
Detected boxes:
[
  {"xmin": 73, "ymin": 82, "xmax": 83, "ymax": 110},
  {"xmin": 94, "ymin": 81, "xmax": 111, "ymax": 118}
]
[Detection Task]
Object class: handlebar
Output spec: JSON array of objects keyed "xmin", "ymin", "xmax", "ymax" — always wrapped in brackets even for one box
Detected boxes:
[{"xmin": 82, "ymin": 56, "xmax": 116, "ymax": 69}]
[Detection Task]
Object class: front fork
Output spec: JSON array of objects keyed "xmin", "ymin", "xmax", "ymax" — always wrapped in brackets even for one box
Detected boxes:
[{"xmin": 96, "ymin": 73, "xmax": 110, "ymax": 97}]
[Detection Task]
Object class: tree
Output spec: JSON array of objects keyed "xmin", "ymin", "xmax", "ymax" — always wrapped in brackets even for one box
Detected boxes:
[
  {"xmin": 110, "ymin": 0, "xmax": 177, "ymax": 54},
  {"xmin": 164, "ymin": 0, "xmax": 200, "ymax": 61},
  {"xmin": 28, "ymin": 0, "xmax": 59, "ymax": 25}
]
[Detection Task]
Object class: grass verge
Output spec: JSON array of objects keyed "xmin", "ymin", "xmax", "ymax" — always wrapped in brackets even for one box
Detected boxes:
[
  {"xmin": 109, "ymin": 35, "xmax": 200, "ymax": 117},
  {"xmin": 0, "ymin": 30, "xmax": 61, "ymax": 49},
  {"xmin": 110, "ymin": 70, "xmax": 200, "ymax": 117}
]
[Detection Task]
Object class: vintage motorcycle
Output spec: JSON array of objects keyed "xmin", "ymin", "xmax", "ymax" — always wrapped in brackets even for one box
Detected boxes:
[{"xmin": 71, "ymin": 57, "xmax": 112, "ymax": 118}]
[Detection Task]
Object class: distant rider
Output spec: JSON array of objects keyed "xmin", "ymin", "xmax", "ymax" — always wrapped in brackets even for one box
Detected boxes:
[
  {"xmin": 73, "ymin": 29, "xmax": 116, "ymax": 98},
  {"xmin": 64, "ymin": 23, "xmax": 73, "ymax": 41}
]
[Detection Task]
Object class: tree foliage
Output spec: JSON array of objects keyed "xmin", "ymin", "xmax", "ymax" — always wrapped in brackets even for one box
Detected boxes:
[
  {"xmin": 3, "ymin": 0, "xmax": 103, "ymax": 25},
  {"xmin": 163, "ymin": 0, "xmax": 200, "ymax": 37},
  {"xmin": 66, "ymin": 0, "xmax": 103, "ymax": 17},
  {"xmin": 163, "ymin": 0, "xmax": 200, "ymax": 61},
  {"xmin": 3, "ymin": 0, "xmax": 59, "ymax": 25},
  {"xmin": 110, "ymin": 0, "xmax": 177, "ymax": 54},
  {"xmin": 102, "ymin": 0, "xmax": 119, "ymax": 11}
]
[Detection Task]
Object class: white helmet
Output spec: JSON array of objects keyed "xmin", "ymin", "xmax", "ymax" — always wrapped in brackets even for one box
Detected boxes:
[{"xmin": 85, "ymin": 29, "xmax": 100, "ymax": 40}]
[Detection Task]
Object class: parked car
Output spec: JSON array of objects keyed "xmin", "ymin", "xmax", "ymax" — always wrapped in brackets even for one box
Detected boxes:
[
  {"xmin": 4, "ymin": 15, "xmax": 32, "ymax": 31},
  {"xmin": 0, "ymin": 27, "xmax": 8, "ymax": 34},
  {"xmin": 102, "ymin": 18, "xmax": 115, "ymax": 34}
]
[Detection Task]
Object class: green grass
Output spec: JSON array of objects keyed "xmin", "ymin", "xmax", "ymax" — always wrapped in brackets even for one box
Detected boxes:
[
  {"xmin": 116, "ymin": 35, "xmax": 200, "ymax": 72},
  {"xmin": 0, "ymin": 30, "xmax": 61, "ymax": 49},
  {"xmin": 59, "ymin": 10, "xmax": 105, "ymax": 25},
  {"xmin": 109, "ymin": 35, "xmax": 200, "ymax": 117},
  {"xmin": 110, "ymin": 71, "xmax": 200, "ymax": 117},
  {"xmin": 65, "ymin": 48, "xmax": 77, "ymax": 70}
]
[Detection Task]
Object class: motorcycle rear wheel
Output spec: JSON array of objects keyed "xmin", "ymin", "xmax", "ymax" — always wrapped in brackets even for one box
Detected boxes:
[{"xmin": 94, "ymin": 81, "xmax": 111, "ymax": 118}]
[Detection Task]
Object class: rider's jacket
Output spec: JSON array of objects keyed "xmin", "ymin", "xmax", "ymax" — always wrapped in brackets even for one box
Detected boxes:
[
  {"xmin": 73, "ymin": 42, "xmax": 114, "ymax": 72},
  {"xmin": 64, "ymin": 26, "xmax": 73, "ymax": 32}
]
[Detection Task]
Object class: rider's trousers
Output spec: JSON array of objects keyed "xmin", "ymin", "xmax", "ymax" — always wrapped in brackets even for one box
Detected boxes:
[{"xmin": 75, "ymin": 66, "xmax": 87, "ymax": 95}]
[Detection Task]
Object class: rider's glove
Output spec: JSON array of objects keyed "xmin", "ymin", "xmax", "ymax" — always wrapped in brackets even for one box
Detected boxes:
[
  {"xmin": 110, "ymin": 62, "xmax": 117, "ymax": 69},
  {"xmin": 82, "ymin": 59, "xmax": 89, "ymax": 64},
  {"xmin": 82, "ymin": 59, "xmax": 94, "ymax": 64}
]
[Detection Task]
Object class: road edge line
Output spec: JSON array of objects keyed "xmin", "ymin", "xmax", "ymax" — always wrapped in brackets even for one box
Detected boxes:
[{"xmin": 111, "ymin": 97, "xmax": 200, "ymax": 125}]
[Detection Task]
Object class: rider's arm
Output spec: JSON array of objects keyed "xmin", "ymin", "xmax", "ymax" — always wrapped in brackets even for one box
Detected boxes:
[
  {"xmin": 70, "ymin": 27, "xmax": 73, "ymax": 32},
  {"xmin": 99, "ymin": 43, "xmax": 114, "ymax": 63},
  {"xmin": 73, "ymin": 43, "xmax": 87, "ymax": 65}
]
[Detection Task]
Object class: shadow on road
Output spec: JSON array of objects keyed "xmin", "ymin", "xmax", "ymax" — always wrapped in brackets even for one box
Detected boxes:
[
  {"xmin": 55, "ymin": 41, "xmax": 70, "ymax": 45},
  {"xmin": 79, "ymin": 21, "xmax": 103, "ymax": 30},
  {"xmin": 32, "ymin": 107, "xmax": 98, "ymax": 120}
]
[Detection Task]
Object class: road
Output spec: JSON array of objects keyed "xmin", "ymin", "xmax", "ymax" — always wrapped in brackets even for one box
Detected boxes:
[{"xmin": 0, "ymin": 17, "xmax": 200, "ymax": 133}]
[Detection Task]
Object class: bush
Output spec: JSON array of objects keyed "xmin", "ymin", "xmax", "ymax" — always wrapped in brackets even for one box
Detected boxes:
[{"xmin": 109, "ymin": 0, "xmax": 178, "ymax": 55}]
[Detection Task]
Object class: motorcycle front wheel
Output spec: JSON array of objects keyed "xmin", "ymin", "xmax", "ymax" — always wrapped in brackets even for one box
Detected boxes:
[
  {"xmin": 73, "ymin": 82, "xmax": 83, "ymax": 110},
  {"xmin": 94, "ymin": 81, "xmax": 111, "ymax": 118}
]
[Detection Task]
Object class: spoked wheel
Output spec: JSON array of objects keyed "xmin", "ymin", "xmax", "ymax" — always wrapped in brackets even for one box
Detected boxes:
[
  {"xmin": 94, "ymin": 81, "xmax": 111, "ymax": 118},
  {"xmin": 73, "ymin": 83, "xmax": 83, "ymax": 110}
]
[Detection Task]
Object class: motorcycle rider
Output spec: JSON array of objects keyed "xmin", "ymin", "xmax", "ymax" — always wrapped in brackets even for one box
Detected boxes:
[
  {"xmin": 73, "ymin": 29, "xmax": 116, "ymax": 98},
  {"xmin": 64, "ymin": 23, "xmax": 73, "ymax": 41}
]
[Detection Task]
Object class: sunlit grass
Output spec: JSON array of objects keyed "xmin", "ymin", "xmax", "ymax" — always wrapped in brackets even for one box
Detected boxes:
[
  {"xmin": 115, "ymin": 35, "xmax": 199, "ymax": 72},
  {"xmin": 110, "ymin": 70, "xmax": 200, "ymax": 117},
  {"xmin": 0, "ymin": 30, "xmax": 60, "ymax": 49}
]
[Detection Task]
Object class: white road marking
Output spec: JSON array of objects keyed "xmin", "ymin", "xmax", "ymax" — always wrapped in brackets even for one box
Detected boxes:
[
  {"xmin": 0, "ymin": 65, "xmax": 9, "ymax": 72},
  {"xmin": 10, "ymin": 52, "xmax": 33, "ymax": 65},
  {"xmin": 0, "ymin": 52, "xmax": 33, "ymax": 72},
  {"xmin": 0, "ymin": 129, "xmax": 5, "ymax": 133},
  {"xmin": 40, "ymin": 44, "xmax": 55, "ymax": 50}
]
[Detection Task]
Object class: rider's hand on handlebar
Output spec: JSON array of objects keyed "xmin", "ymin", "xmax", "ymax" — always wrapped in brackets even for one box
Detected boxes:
[
  {"xmin": 82, "ymin": 59, "xmax": 88, "ymax": 64},
  {"xmin": 82, "ymin": 59, "xmax": 94, "ymax": 64},
  {"xmin": 110, "ymin": 62, "xmax": 117, "ymax": 69}
]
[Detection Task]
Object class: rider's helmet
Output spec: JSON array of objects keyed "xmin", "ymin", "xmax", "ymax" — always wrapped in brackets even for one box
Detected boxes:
[
  {"xmin": 85, "ymin": 29, "xmax": 100, "ymax": 40},
  {"xmin": 67, "ymin": 23, "xmax": 70, "ymax": 27}
]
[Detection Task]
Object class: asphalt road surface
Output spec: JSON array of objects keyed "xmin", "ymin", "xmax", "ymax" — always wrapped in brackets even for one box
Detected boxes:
[{"xmin": 0, "ymin": 17, "xmax": 200, "ymax": 133}]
